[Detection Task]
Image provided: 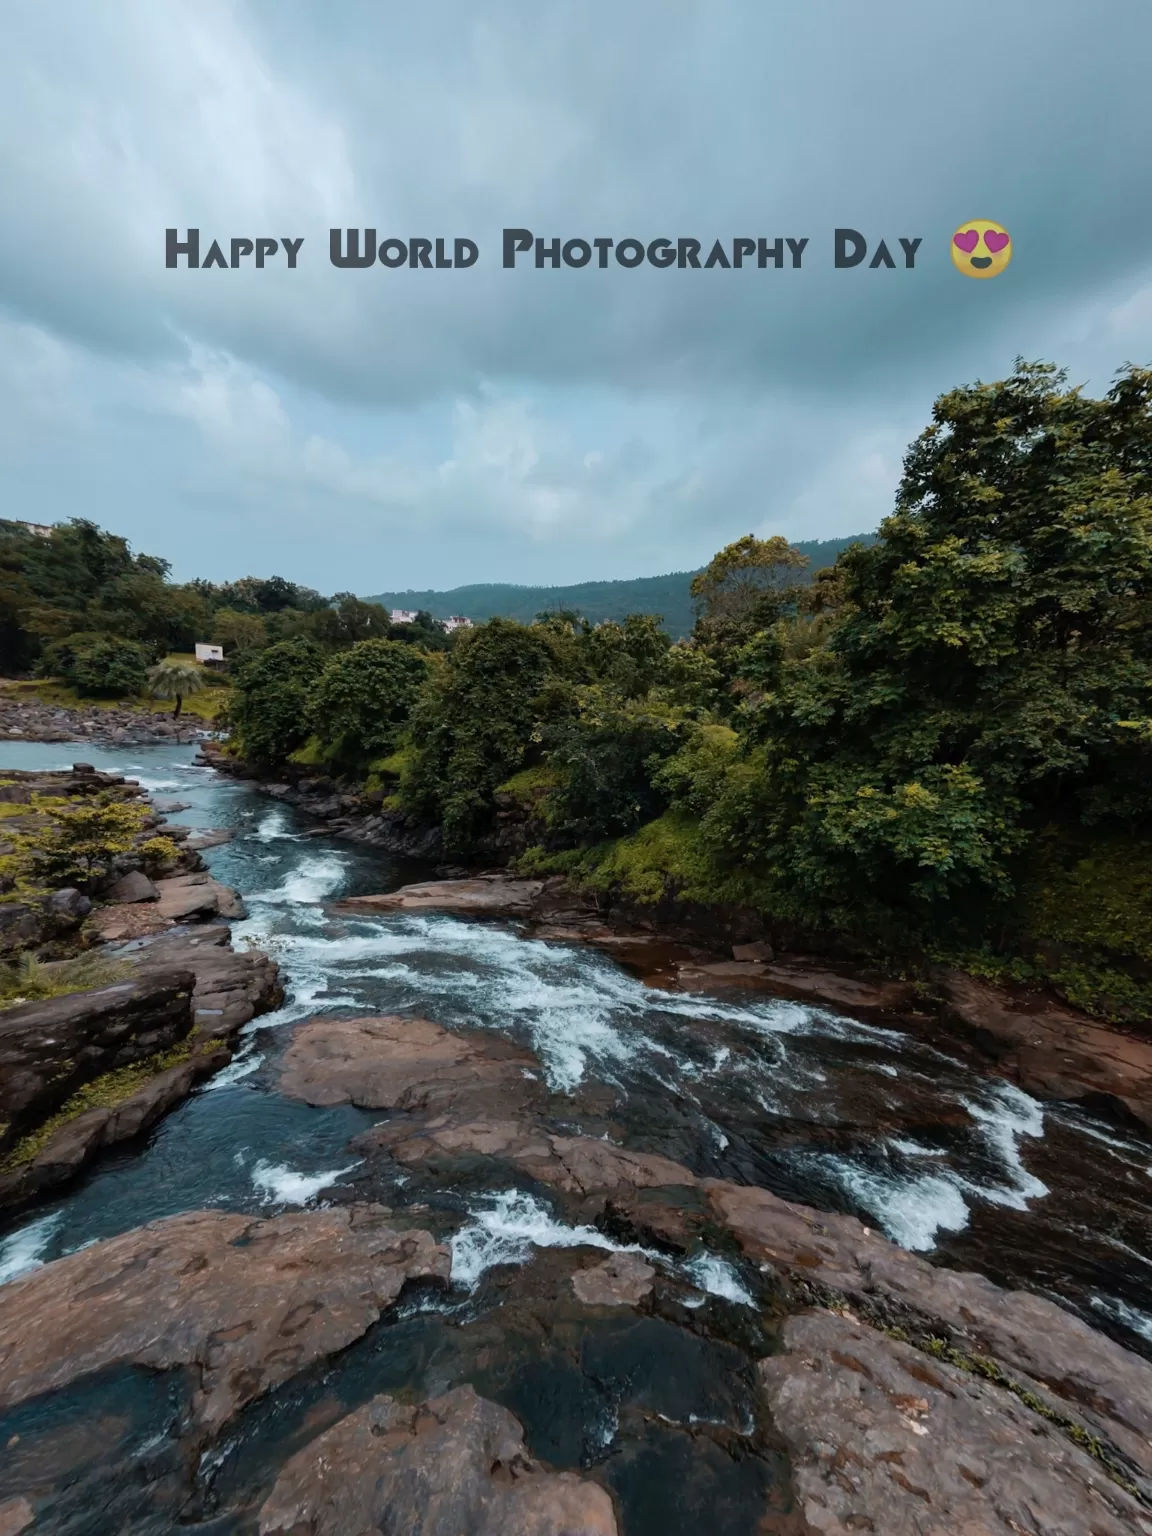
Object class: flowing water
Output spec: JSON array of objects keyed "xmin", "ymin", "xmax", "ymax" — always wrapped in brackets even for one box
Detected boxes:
[{"xmin": 2, "ymin": 741, "xmax": 1151, "ymax": 1531}]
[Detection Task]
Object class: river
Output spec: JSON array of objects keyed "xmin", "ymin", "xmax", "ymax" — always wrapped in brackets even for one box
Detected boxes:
[{"xmin": 1, "ymin": 740, "xmax": 1151, "ymax": 1532}]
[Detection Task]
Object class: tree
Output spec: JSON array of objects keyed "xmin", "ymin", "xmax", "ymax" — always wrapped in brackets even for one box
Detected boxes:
[
  {"xmin": 307, "ymin": 639, "xmax": 427, "ymax": 761},
  {"xmin": 147, "ymin": 659, "xmax": 208, "ymax": 718},
  {"xmin": 42, "ymin": 632, "xmax": 151, "ymax": 698},
  {"xmin": 403, "ymin": 619, "xmax": 571, "ymax": 849},
  {"xmin": 716, "ymin": 360, "xmax": 1152, "ymax": 942},
  {"xmin": 212, "ymin": 609, "xmax": 268, "ymax": 656},
  {"xmin": 309, "ymin": 594, "xmax": 394, "ymax": 648},
  {"xmin": 25, "ymin": 793, "xmax": 150, "ymax": 889},
  {"xmin": 229, "ymin": 639, "xmax": 328, "ymax": 765},
  {"xmin": 689, "ymin": 535, "xmax": 809, "ymax": 623}
]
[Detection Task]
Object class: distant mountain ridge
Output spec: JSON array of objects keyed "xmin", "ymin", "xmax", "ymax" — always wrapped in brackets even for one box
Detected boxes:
[{"xmin": 366, "ymin": 533, "xmax": 877, "ymax": 638}]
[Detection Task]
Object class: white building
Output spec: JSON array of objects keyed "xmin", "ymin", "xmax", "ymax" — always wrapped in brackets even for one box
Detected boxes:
[
  {"xmin": 389, "ymin": 609, "xmax": 420, "ymax": 625},
  {"xmin": 18, "ymin": 521, "xmax": 53, "ymax": 539},
  {"xmin": 195, "ymin": 643, "xmax": 225, "ymax": 665},
  {"xmin": 442, "ymin": 615, "xmax": 473, "ymax": 632}
]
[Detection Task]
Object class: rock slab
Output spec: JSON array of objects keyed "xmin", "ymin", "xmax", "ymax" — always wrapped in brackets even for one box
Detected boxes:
[
  {"xmin": 0, "ymin": 1205, "xmax": 450, "ymax": 1433},
  {"xmin": 258, "ymin": 1384, "xmax": 618, "ymax": 1536},
  {"xmin": 759, "ymin": 1309, "xmax": 1152, "ymax": 1536}
]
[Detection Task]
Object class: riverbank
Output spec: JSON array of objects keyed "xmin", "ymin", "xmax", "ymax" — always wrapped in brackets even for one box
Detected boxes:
[
  {"xmin": 0, "ymin": 691, "xmax": 214, "ymax": 746},
  {"xmin": 0, "ymin": 761, "xmax": 282, "ymax": 1212}
]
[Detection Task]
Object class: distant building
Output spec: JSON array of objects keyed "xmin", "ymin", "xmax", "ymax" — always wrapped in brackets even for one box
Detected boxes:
[
  {"xmin": 195, "ymin": 643, "xmax": 225, "ymax": 667},
  {"xmin": 389, "ymin": 609, "xmax": 420, "ymax": 625},
  {"xmin": 17, "ymin": 521, "xmax": 53, "ymax": 539},
  {"xmin": 442, "ymin": 615, "xmax": 473, "ymax": 632}
]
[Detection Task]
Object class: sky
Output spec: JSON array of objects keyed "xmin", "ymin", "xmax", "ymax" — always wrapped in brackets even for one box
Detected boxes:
[{"xmin": 1, "ymin": 0, "xmax": 1151, "ymax": 594}]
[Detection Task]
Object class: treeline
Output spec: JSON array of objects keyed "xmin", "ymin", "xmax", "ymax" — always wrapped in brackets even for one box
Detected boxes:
[
  {"xmin": 0, "ymin": 520, "xmax": 448, "ymax": 696},
  {"xmin": 228, "ymin": 361, "xmax": 1152, "ymax": 1018},
  {"xmin": 367, "ymin": 534, "xmax": 876, "ymax": 637}
]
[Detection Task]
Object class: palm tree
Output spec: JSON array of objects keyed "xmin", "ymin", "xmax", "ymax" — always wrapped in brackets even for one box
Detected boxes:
[{"xmin": 147, "ymin": 659, "xmax": 207, "ymax": 719}]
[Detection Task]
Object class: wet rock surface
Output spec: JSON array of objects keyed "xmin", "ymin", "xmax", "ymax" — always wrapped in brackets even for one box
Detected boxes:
[
  {"xmin": 571, "ymin": 1252, "xmax": 656, "ymax": 1308},
  {"xmin": 338, "ymin": 875, "xmax": 547, "ymax": 918},
  {"xmin": 760, "ymin": 1308, "xmax": 1152, "ymax": 1536},
  {"xmin": 258, "ymin": 1384, "xmax": 619, "ymax": 1536},
  {"xmin": 0, "ymin": 1205, "xmax": 450, "ymax": 1433}
]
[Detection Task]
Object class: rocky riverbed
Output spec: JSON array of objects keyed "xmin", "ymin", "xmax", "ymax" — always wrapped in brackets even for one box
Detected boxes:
[
  {"xmin": 0, "ymin": 743, "xmax": 1151, "ymax": 1534},
  {"xmin": 0, "ymin": 693, "xmax": 214, "ymax": 747}
]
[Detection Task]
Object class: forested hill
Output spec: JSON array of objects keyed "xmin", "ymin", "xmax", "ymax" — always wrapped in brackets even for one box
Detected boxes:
[{"xmin": 366, "ymin": 533, "xmax": 876, "ymax": 636}]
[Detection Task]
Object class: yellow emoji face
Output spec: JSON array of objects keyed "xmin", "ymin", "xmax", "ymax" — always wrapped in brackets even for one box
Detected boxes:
[{"xmin": 951, "ymin": 219, "xmax": 1012, "ymax": 279}]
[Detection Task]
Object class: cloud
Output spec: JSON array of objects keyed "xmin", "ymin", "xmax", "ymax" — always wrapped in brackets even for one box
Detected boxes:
[{"xmin": 0, "ymin": 0, "xmax": 1150, "ymax": 588}]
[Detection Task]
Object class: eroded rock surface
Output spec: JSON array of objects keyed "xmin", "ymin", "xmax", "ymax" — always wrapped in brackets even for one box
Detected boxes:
[
  {"xmin": 759, "ymin": 1309, "xmax": 1152, "ymax": 1536},
  {"xmin": 707, "ymin": 1179, "xmax": 1152, "ymax": 1488},
  {"xmin": 153, "ymin": 872, "xmax": 246, "ymax": 922},
  {"xmin": 571, "ymin": 1252, "xmax": 655, "ymax": 1308},
  {"xmin": 943, "ymin": 971, "xmax": 1152, "ymax": 1129},
  {"xmin": 0, "ymin": 1206, "xmax": 449, "ymax": 1433},
  {"xmin": 127, "ymin": 921, "xmax": 282, "ymax": 1038},
  {"xmin": 258, "ymin": 1384, "xmax": 618, "ymax": 1536}
]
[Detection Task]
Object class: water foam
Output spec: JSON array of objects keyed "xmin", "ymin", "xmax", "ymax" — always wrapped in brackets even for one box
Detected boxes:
[
  {"xmin": 250, "ymin": 1160, "xmax": 360, "ymax": 1205},
  {"xmin": 683, "ymin": 1253, "xmax": 754, "ymax": 1305},
  {"xmin": 1090, "ymin": 1294, "xmax": 1152, "ymax": 1343},
  {"xmin": 449, "ymin": 1188, "xmax": 647, "ymax": 1287},
  {"xmin": 0, "ymin": 1211, "xmax": 63, "ymax": 1285}
]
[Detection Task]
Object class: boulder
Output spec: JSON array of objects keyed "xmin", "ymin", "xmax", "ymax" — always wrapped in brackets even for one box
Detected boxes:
[
  {"xmin": 105, "ymin": 870, "xmax": 159, "ymax": 904},
  {"xmin": 88, "ymin": 904, "xmax": 172, "ymax": 941},
  {"xmin": 128, "ymin": 922, "xmax": 282, "ymax": 1037},
  {"xmin": 571, "ymin": 1252, "xmax": 655, "ymax": 1307},
  {"xmin": 185, "ymin": 827, "xmax": 234, "ymax": 851},
  {"xmin": 153, "ymin": 873, "xmax": 246, "ymax": 922},
  {"xmin": 47, "ymin": 887, "xmax": 92, "ymax": 921},
  {"xmin": 0, "ymin": 1206, "xmax": 450, "ymax": 1434},
  {"xmin": 758, "ymin": 1310, "xmax": 1150, "ymax": 1536},
  {"xmin": 258, "ymin": 1385, "xmax": 618, "ymax": 1536}
]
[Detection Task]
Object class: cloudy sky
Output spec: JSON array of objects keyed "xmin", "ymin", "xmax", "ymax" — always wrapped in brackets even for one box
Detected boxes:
[{"xmin": 1, "ymin": 0, "xmax": 1151, "ymax": 594}]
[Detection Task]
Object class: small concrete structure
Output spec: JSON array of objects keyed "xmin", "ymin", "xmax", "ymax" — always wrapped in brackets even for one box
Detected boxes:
[
  {"xmin": 389, "ymin": 609, "xmax": 420, "ymax": 625},
  {"xmin": 194, "ymin": 643, "xmax": 225, "ymax": 666}
]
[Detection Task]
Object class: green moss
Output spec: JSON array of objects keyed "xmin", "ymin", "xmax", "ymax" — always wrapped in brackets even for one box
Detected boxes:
[
  {"xmin": 364, "ymin": 745, "xmax": 417, "ymax": 794},
  {"xmin": 516, "ymin": 809, "xmax": 776, "ymax": 909},
  {"xmin": 287, "ymin": 734, "xmax": 338, "ymax": 769},
  {"xmin": 0, "ymin": 1033, "xmax": 225, "ymax": 1171},
  {"xmin": 496, "ymin": 763, "xmax": 564, "ymax": 806}
]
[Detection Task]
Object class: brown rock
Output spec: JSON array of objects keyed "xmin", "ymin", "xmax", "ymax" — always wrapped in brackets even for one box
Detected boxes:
[
  {"xmin": 0, "ymin": 973, "xmax": 194, "ymax": 1139},
  {"xmin": 571, "ymin": 1251, "xmax": 655, "ymax": 1307},
  {"xmin": 943, "ymin": 971, "xmax": 1152, "ymax": 1128},
  {"xmin": 678, "ymin": 957, "xmax": 918, "ymax": 1016},
  {"xmin": 706, "ymin": 1179, "xmax": 1152, "ymax": 1485},
  {"xmin": 105, "ymin": 869, "xmax": 159, "ymax": 903},
  {"xmin": 88, "ymin": 904, "xmax": 172, "ymax": 940},
  {"xmin": 0, "ymin": 1206, "xmax": 449, "ymax": 1434},
  {"xmin": 185, "ymin": 827, "xmax": 234, "ymax": 851},
  {"xmin": 279, "ymin": 1014, "xmax": 541, "ymax": 1116},
  {"xmin": 731, "ymin": 940, "xmax": 773, "ymax": 963},
  {"xmin": 0, "ymin": 1499, "xmax": 34, "ymax": 1536},
  {"xmin": 258, "ymin": 1384, "xmax": 618, "ymax": 1536},
  {"xmin": 129, "ymin": 923, "xmax": 282, "ymax": 1038},
  {"xmin": 758, "ymin": 1310, "xmax": 1151, "ymax": 1536},
  {"xmin": 153, "ymin": 873, "xmax": 245, "ymax": 922},
  {"xmin": 336, "ymin": 876, "xmax": 545, "ymax": 918}
]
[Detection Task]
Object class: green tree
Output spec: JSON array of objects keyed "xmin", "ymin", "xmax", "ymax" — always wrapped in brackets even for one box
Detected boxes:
[
  {"xmin": 402, "ymin": 619, "xmax": 570, "ymax": 849},
  {"xmin": 25, "ymin": 794, "xmax": 151, "ymax": 889},
  {"xmin": 229, "ymin": 639, "xmax": 328, "ymax": 765},
  {"xmin": 147, "ymin": 659, "xmax": 208, "ymax": 718},
  {"xmin": 307, "ymin": 639, "xmax": 427, "ymax": 762},
  {"xmin": 212, "ymin": 608, "xmax": 269, "ymax": 656},
  {"xmin": 718, "ymin": 360, "xmax": 1152, "ymax": 942},
  {"xmin": 41, "ymin": 632, "xmax": 151, "ymax": 698}
]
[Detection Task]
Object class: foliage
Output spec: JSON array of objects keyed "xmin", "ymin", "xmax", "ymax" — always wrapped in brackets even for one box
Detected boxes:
[
  {"xmin": 42, "ymin": 632, "xmax": 153, "ymax": 698},
  {"xmin": 401, "ymin": 619, "xmax": 572, "ymax": 850},
  {"xmin": 544, "ymin": 690, "xmax": 683, "ymax": 841},
  {"xmin": 22, "ymin": 793, "xmax": 151, "ymax": 889},
  {"xmin": 306, "ymin": 639, "xmax": 428, "ymax": 764},
  {"xmin": 211, "ymin": 608, "xmax": 268, "ymax": 655},
  {"xmin": 228, "ymin": 639, "xmax": 329, "ymax": 766},
  {"xmin": 0, "ymin": 951, "xmax": 134, "ymax": 1010}
]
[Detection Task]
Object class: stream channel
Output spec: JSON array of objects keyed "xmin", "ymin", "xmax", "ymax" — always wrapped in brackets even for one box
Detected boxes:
[{"xmin": 1, "ymin": 741, "xmax": 1151, "ymax": 1534}]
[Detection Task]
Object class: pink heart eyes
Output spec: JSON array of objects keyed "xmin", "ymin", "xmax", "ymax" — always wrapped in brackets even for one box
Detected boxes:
[{"xmin": 954, "ymin": 228, "xmax": 1010, "ymax": 254}]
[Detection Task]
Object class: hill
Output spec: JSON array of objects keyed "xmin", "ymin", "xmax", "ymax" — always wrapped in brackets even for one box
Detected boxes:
[{"xmin": 366, "ymin": 533, "xmax": 876, "ymax": 637}]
